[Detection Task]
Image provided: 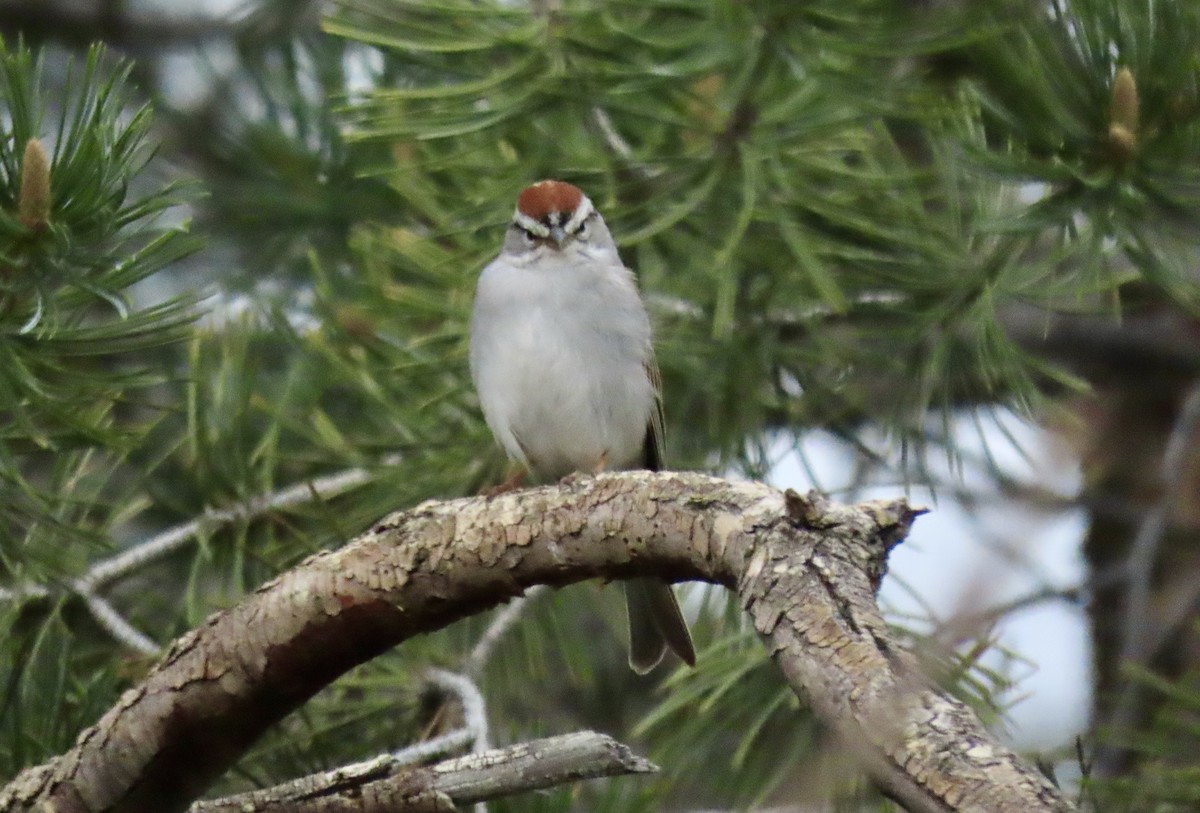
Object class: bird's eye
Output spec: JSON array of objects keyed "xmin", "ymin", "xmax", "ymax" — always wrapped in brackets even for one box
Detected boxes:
[
  {"xmin": 576, "ymin": 221, "xmax": 589, "ymax": 239},
  {"xmin": 517, "ymin": 227, "xmax": 536, "ymax": 245}
]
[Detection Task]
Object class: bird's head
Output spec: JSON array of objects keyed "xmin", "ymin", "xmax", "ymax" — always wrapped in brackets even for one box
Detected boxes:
[{"xmin": 505, "ymin": 180, "xmax": 615, "ymax": 260}]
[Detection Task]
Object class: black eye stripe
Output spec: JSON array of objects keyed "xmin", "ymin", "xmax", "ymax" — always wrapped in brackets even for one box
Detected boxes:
[
  {"xmin": 514, "ymin": 210, "xmax": 592, "ymax": 242},
  {"xmin": 544, "ymin": 212, "xmax": 591, "ymax": 231}
]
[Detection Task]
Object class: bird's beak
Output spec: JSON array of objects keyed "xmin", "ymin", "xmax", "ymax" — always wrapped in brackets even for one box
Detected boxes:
[{"xmin": 548, "ymin": 225, "xmax": 567, "ymax": 247}]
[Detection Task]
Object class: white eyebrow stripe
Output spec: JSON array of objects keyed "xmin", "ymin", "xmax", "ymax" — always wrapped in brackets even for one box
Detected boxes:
[
  {"xmin": 563, "ymin": 196, "xmax": 594, "ymax": 233},
  {"xmin": 512, "ymin": 195, "xmax": 593, "ymax": 238},
  {"xmin": 512, "ymin": 210, "xmax": 550, "ymax": 237}
]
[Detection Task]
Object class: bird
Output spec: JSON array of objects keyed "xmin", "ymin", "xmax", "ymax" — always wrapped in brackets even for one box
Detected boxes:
[{"xmin": 468, "ymin": 179, "xmax": 696, "ymax": 673}]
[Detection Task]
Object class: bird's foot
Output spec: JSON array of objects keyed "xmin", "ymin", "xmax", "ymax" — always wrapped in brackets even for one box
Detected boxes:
[
  {"xmin": 479, "ymin": 467, "xmax": 527, "ymax": 497},
  {"xmin": 558, "ymin": 452, "xmax": 610, "ymax": 488}
]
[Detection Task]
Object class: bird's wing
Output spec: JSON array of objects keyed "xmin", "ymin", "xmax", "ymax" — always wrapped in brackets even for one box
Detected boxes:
[{"xmin": 643, "ymin": 354, "xmax": 666, "ymax": 472}]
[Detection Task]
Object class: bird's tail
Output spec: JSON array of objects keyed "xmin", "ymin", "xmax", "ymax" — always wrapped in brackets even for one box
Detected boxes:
[{"xmin": 624, "ymin": 578, "xmax": 697, "ymax": 674}]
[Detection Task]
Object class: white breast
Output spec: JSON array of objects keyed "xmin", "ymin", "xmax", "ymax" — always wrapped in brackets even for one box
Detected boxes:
[{"xmin": 469, "ymin": 253, "xmax": 655, "ymax": 478}]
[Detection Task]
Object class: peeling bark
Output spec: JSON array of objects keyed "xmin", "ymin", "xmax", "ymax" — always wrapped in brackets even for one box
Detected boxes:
[{"xmin": 0, "ymin": 471, "xmax": 1073, "ymax": 813}]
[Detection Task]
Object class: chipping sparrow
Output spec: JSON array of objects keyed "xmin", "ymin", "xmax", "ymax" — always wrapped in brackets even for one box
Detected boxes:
[{"xmin": 469, "ymin": 180, "xmax": 696, "ymax": 674}]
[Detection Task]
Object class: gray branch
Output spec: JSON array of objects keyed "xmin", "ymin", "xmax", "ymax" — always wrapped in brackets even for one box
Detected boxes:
[{"xmin": 191, "ymin": 731, "xmax": 654, "ymax": 813}]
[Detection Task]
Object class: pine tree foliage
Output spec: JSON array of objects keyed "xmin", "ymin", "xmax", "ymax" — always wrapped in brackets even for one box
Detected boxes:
[
  {"xmin": 0, "ymin": 42, "xmax": 199, "ymax": 478},
  {"xmin": 2, "ymin": 0, "xmax": 1200, "ymax": 810},
  {"xmin": 0, "ymin": 40, "xmax": 201, "ymax": 769}
]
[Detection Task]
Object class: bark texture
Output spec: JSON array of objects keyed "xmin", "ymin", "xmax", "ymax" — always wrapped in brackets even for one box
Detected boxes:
[
  {"xmin": 190, "ymin": 730, "xmax": 654, "ymax": 813},
  {"xmin": 0, "ymin": 471, "xmax": 1073, "ymax": 813}
]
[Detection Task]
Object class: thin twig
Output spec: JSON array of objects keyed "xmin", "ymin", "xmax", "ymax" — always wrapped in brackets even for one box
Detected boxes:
[
  {"xmin": 76, "ymin": 585, "xmax": 161, "ymax": 656},
  {"xmin": 387, "ymin": 591, "xmax": 541, "ymax": 772},
  {"xmin": 463, "ymin": 586, "xmax": 547, "ymax": 679},
  {"xmin": 427, "ymin": 669, "xmax": 490, "ymax": 754},
  {"xmin": 81, "ymin": 459, "xmax": 398, "ymax": 591},
  {"xmin": 1143, "ymin": 577, "xmax": 1200, "ymax": 666},
  {"xmin": 427, "ymin": 668, "xmax": 491, "ymax": 813},
  {"xmin": 1118, "ymin": 383, "xmax": 1200, "ymax": 662},
  {"xmin": 934, "ymin": 558, "xmax": 1133, "ymax": 648},
  {"xmin": 10, "ymin": 463, "xmax": 390, "ymax": 595},
  {"xmin": 0, "ymin": 582, "xmax": 49, "ymax": 602},
  {"xmin": 935, "ymin": 585, "xmax": 1080, "ymax": 646},
  {"xmin": 0, "ymin": 460, "xmax": 400, "ymax": 657},
  {"xmin": 459, "ymin": 586, "xmax": 548, "ymax": 813},
  {"xmin": 0, "ymin": 461, "xmax": 392, "ymax": 602},
  {"xmin": 590, "ymin": 107, "xmax": 660, "ymax": 180}
]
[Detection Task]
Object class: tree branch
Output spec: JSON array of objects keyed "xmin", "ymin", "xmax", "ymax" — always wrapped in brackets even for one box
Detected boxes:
[
  {"xmin": 1095, "ymin": 379, "xmax": 1200, "ymax": 776},
  {"xmin": 0, "ymin": 471, "xmax": 1073, "ymax": 813},
  {"xmin": 190, "ymin": 731, "xmax": 653, "ymax": 813}
]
